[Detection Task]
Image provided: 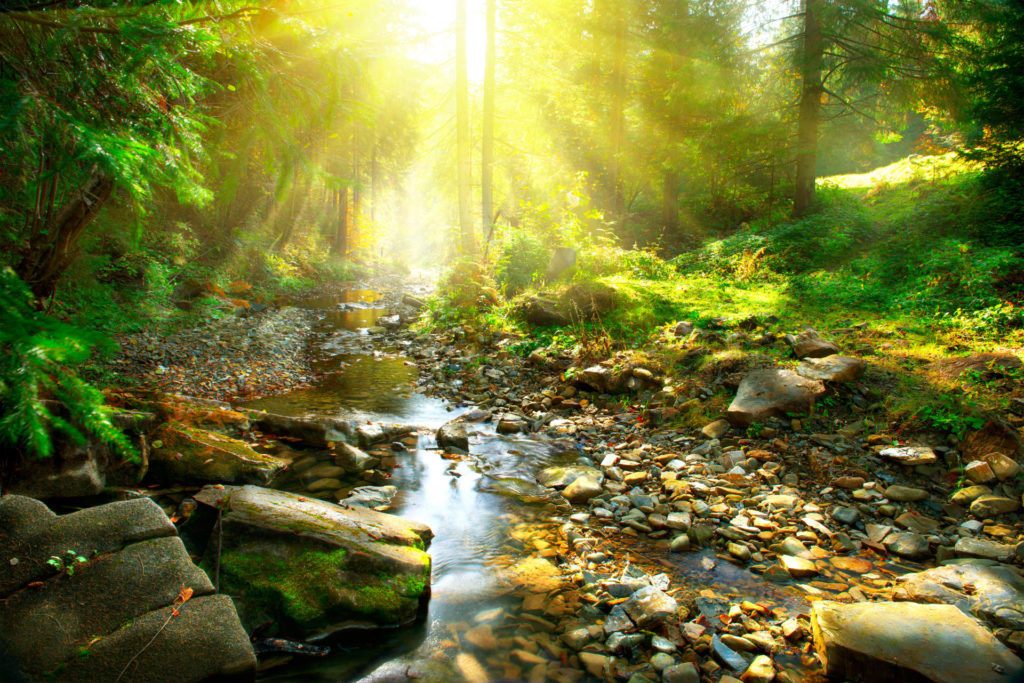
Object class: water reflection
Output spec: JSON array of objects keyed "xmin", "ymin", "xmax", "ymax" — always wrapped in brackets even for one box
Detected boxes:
[{"xmin": 242, "ymin": 355, "xmax": 455, "ymax": 425}]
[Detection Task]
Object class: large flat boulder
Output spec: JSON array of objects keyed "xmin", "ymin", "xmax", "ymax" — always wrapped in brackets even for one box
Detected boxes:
[
  {"xmin": 726, "ymin": 369, "xmax": 825, "ymax": 427},
  {"xmin": 148, "ymin": 423, "xmax": 286, "ymax": 485},
  {"xmin": 796, "ymin": 354, "xmax": 866, "ymax": 383},
  {"xmin": 0, "ymin": 495, "xmax": 254, "ymax": 682},
  {"xmin": 895, "ymin": 563, "xmax": 1024, "ymax": 631},
  {"xmin": 811, "ymin": 600, "xmax": 1023, "ymax": 683},
  {"xmin": 194, "ymin": 485, "xmax": 432, "ymax": 639}
]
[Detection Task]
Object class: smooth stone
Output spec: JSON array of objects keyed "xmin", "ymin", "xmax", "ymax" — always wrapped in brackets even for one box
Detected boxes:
[
  {"xmin": 702, "ymin": 419, "xmax": 731, "ymax": 440},
  {"xmin": 623, "ymin": 586, "xmax": 679, "ymax": 629},
  {"xmin": 725, "ymin": 370, "xmax": 825, "ymax": 427},
  {"xmin": 650, "ymin": 652, "xmax": 676, "ymax": 672},
  {"xmin": 951, "ymin": 485, "xmax": 992, "ymax": 504},
  {"xmin": 740, "ymin": 654, "xmax": 775, "ymax": 683},
  {"xmin": 878, "ymin": 445, "xmax": 938, "ymax": 466},
  {"xmin": 562, "ymin": 475, "xmax": 604, "ymax": 504},
  {"xmin": 780, "ymin": 555, "xmax": 818, "ymax": 578},
  {"xmin": 955, "ymin": 537, "xmax": 1015, "ymax": 563},
  {"xmin": 985, "ymin": 452, "xmax": 1021, "ymax": 481},
  {"xmin": 884, "ymin": 485, "xmax": 929, "ymax": 502},
  {"xmin": 970, "ymin": 495, "xmax": 1020, "ymax": 518},
  {"xmin": 796, "ymin": 354, "xmax": 865, "ymax": 383},
  {"xmin": 811, "ymin": 600, "xmax": 1023, "ymax": 683},
  {"xmin": 663, "ymin": 661, "xmax": 701, "ymax": 683},
  {"xmin": 886, "ymin": 532, "xmax": 931, "ymax": 559},
  {"xmin": 895, "ymin": 563, "xmax": 1024, "ymax": 630},
  {"xmin": 832, "ymin": 506, "xmax": 860, "ymax": 526}
]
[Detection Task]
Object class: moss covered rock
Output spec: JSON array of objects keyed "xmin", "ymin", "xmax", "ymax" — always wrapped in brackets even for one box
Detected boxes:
[
  {"xmin": 194, "ymin": 485, "xmax": 432, "ymax": 639},
  {"xmin": 148, "ymin": 424, "xmax": 285, "ymax": 485}
]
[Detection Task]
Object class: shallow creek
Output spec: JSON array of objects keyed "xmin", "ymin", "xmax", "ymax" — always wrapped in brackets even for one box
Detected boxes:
[
  {"xmin": 243, "ymin": 286, "xmax": 902, "ymax": 682},
  {"xmin": 248, "ymin": 287, "xmax": 577, "ymax": 681}
]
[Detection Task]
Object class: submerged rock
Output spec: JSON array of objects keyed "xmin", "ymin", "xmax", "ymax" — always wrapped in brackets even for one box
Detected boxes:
[
  {"xmin": 194, "ymin": 485, "xmax": 432, "ymax": 639},
  {"xmin": 0, "ymin": 494, "xmax": 254, "ymax": 682},
  {"xmin": 811, "ymin": 600, "xmax": 1023, "ymax": 683}
]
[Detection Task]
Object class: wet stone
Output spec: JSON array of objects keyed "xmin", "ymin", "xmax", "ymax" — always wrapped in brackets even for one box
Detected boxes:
[
  {"xmin": 832, "ymin": 506, "xmax": 859, "ymax": 526},
  {"xmin": 623, "ymin": 586, "xmax": 679, "ymax": 629},
  {"xmin": 955, "ymin": 537, "xmax": 1016, "ymax": 563}
]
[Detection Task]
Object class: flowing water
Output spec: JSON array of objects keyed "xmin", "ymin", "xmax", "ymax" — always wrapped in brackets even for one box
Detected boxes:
[
  {"xmin": 249, "ymin": 285, "xmax": 828, "ymax": 681},
  {"xmin": 249, "ymin": 287, "xmax": 578, "ymax": 681}
]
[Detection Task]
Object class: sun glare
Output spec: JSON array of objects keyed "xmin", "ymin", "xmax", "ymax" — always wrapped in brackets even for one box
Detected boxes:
[{"xmin": 406, "ymin": 0, "xmax": 488, "ymax": 81}]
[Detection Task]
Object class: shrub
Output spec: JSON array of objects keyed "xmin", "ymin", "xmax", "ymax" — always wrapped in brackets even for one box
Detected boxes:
[
  {"xmin": 0, "ymin": 268, "xmax": 135, "ymax": 461},
  {"xmin": 494, "ymin": 230, "xmax": 548, "ymax": 293}
]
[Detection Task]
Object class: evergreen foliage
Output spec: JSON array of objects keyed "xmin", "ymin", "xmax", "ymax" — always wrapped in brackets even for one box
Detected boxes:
[{"xmin": 0, "ymin": 268, "xmax": 135, "ymax": 461}]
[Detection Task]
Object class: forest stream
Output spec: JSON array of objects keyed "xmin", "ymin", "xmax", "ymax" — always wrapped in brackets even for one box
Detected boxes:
[{"xmin": 245, "ymin": 284, "xmax": 820, "ymax": 682}]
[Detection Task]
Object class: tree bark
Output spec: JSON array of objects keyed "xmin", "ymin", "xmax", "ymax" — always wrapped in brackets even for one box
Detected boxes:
[
  {"xmin": 793, "ymin": 0, "xmax": 824, "ymax": 218},
  {"xmin": 17, "ymin": 171, "xmax": 113, "ymax": 302},
  {"xmin": 608, "ymin": 2, "xmax": 626, "ymax": 220},
  {"xmin": 662, "ymin": 169, "xmax": 678, "ymax": 233},
  {"xmin": 332, "ymin": 186, "xmax": 349, "ymax": 255},
  {"xmin": 481, "ymin": 0, "xmax": 496, "ymax": 242},
  {"xmin": 456, "ymin": 0, "xmax": 475, "ymax": 255}
]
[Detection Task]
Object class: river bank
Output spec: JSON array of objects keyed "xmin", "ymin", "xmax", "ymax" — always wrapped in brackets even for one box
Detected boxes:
[{"xmin": 6, "ymin": 274, "xmax": 1024, "ymax": 683}]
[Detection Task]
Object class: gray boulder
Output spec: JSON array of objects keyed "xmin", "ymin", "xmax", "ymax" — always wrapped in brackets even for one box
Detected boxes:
[
  {"xmin": 0, "ymin": 495, "xmax": 254, "ymax": 682},
  {"xmin": 895, "ymin": 563, "xmax": 1024, "ymax": 631},
  {"xmin": 796, "ymin": 354, "xmax": 865, "ymax": 382},
  {"xmin": 437, "ymin": 421, "xmax": 470, "ymax": 451},
  {"xmin": 725, "ymin": 369, "xmax": 825, "ymax": 427},
  {"xmin": 811, "ymin": 600, "xmax": 1023, "ymax": 683}
]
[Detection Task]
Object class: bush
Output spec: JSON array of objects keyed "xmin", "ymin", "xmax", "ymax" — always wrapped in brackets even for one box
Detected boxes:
[
  {"xmin": 0, "ymin": 268, "xmax": 135, "ymax": 461},
  {"xmin": 494, "ymin": 230, "xmax": 548, "ymax": 293}
]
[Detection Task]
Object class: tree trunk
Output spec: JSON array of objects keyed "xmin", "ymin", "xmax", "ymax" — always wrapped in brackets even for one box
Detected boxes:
[
  {"xmin": 456, "ymin": 0, "xmax": 475, "ymax": 256},
  {"xmin": 333, "ymin": 186, "xmax": 349, "ymax": 255},
  {"xmin": 481, "ymin": 0, "xmax": 496, "ymax": 242},
  {"xmin": 608, "ymin": 3, "xmax": 626, "ymax": 220},
  {"xmin": 793, "ymin": 0, "xmax": 824, "ymax": 218},
  {"xmin": 17, "ymin": 171, "xmax": 113, "ymax": 302},
  {"xmin": 662, "ymin": 169, "xmax": 678, "ymax": 233}
]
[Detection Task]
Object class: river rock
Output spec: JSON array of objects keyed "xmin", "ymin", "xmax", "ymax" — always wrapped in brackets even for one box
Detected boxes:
[
  {"xmin": 811, "ymin": 600, "xmax": 1023, "ymax": 683},
  {"xmin": 702, "ymin": 419, "xmax": 731, "ymax": 439},
  {"xmin": 335, "ymin": 442, "xmax": 379, "ymax": 473},
  {"xmin": 884, "ymin": 485, "xmax": 929, "ymax": 502},
  {"xmin": 562, "ymin": 474, "xmax": 603, "ymax": 503},
  {"xmin": 879, "ymin": 446, "xmax": 938, "ymax": 466},
  {"xmin": 537, "ymin": 465, "xmax": 603, "ymax": 489},
  {"xmin": 965, "ymin": 460, "xmax": 997, "ymax": 484},
  {"xmin": 886, "ymin": 532, "xmax": 930, "ymax": 559},
  {"xmin": 663, "ymin": 662, "xmax": 701, "ymax": 683},
  {"xmin": 951, "ymin": 485, "xmax": 992, "ymax": 504},
  {"xmin": 984, "ymin": 452, "xmax": 1022, "ymax": 481},
  {"xmin": 786, "ymin": 329, "xmax": 840, "ymax": 359},
  {"xmin": 193, "ymin": 485, "xmax": 432, "ymax": 638},
  {"xmin": 0, "ymin": 494, "xmax": 255, "ymax": 682},
  {"xmin": 248, "ymin": 411, "xmax": 352, "ymax": 447},
  {"xmin": 895, "ymin": 563, "xmax": 1024, "ymax": 631},
  {"xmin": 437, "ymin": 421, "xmax": 470, "ymax": 451},
  {"xmin": 954, "ymin": 537, "xmax": 1016, "ymax": 563},
  {"xmin": 148, "ymin": 423, "xmax": 286, "ymax": 485},
  {"xmin": 725, "ymin": 369, "xmax": 825, "ymax": 427},
  {"xmin": 796, "ymin": 354, "xmax": 865, "ymax": 382},
  {"xmin": 780, "ymin": 554, "xmax": 819, "ymax": 578},
  {"xmin": 578, "ymin": 365, "xmax": 625, "ymax": 394},
  {"xmin": 970, "ymin": 495, "xmax": 1020, "ymax": 518},
  {"xmin": 338, "ymin": 485, "xmax": 397, "ymax": 510},
  {"xmin": 741, "ymin": 655, "xmax": 775, "ymax": 683},
  {"xmin": 622, "ymin": 585, "xmax": 678, "ymax": 629}
]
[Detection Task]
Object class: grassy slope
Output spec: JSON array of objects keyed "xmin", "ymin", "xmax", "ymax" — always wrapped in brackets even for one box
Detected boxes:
[{"xmin": 449, "ymin": 153, "xmax": 1024, "ymax": 439}]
